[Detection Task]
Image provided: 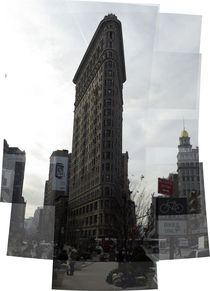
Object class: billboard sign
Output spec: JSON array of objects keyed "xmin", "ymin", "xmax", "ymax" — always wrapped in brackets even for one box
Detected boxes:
[
  {"xmin": 158, "ymin": 178, "xmax": 173, "ymax": 195},
  {"xmin": 52, "ymin": 156, "xmax": 68, "ymax": 191},
  {"xmin": 156, "ymin": 198, "xmax": 187, "ymax": 216},
  {"xmin": 1, "ymin": 168, "xmax": 15, "ymax": 202},
  {"xmin": 158, "ymin": 220, "xmax": 187, "ymax": 236}
]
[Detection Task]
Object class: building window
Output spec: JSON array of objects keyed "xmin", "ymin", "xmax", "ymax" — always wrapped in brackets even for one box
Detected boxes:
[
  {"xmin": 100, "ymin": 39, "xmax": 104, "ymax": 51},
  {"xmin": 100, "ymin": 214, "xmax": 103, "ymax": 224},
  {"xmin": 100, "ymin": 200, "xmax": 103, "ymax": 209},
  {"xmin": 105, "ymin": 214, "xmax": 109, "ymax": 224},
  {"xmin": 105, "ymin": 163, "xmax": 110, "ymax": 170},
  {"xmin": 105, "ymin": 79, "xmax": 113, "ymax": 86},
  {"xmin": 108, "ymin": 89, "xmax": 112, "ymax": 95},
  {"xmin": 105, "ymin": 70, "xmax": 112, "ymax": 77},
  {"xmin": 94, "ymin": 215, "xmax": 97, "ymax": 223},
  {"xmin": 104, "ymin": 119, "xmax": 111, "ymax": 126},
  {"xmin": 104, "ymin": 129, "xmax": 111, "ymax": 137},
  {"xmin": 105, "ymin": 200, "xmax": 110, "ymax": 208},
  {"xmin": 94, "ymin": 201, "xmax": 98, "ymax": 210},
  {"xmin": 104, "ymin": 141, "xmax": 111, "ymax": 148},
  {"xmin": 107, "ymin": 31, "xmax": 114, "ymax": 40},
  {"xmin": 104, "ymin": 152, "xmax": 110, "ymax": 159},
  {"xmin": 104, "ymin": 109, "xmax": 111, "ymax": 116},
  {"xmin": 105, "ymin": 187, "xmax": 110, "ymax": 196},
  {"xmin": 104, "ymin": 99, "xmax": 111, "ymax": 106},
  {"xmin": 90, "ymin": 216, "xmax": 92, "ymax": 225},
  {"xmin": 104, "ymin": 88, "xmax": 112, "ymax": 96},
  {"xmin": 86, "ymin": 205, "xmax": 89, "ymax": 213}
]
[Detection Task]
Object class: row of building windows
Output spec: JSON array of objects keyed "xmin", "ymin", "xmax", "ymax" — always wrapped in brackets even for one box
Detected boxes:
[
  {"xmin": 182, "ymin": 176, "xmax": 200, "ymax": 182},
  {"xmin": 72, "ymin": 175, "xmax": 100, "ymax": 190},
  {"xmin": 73, "ymin": 228, "xmax": 113, "ymax": 238},
  {"xmin": 179, "ymin": 162, "xmax": 199, "ymax": 167},
  {"xmin": 71, "ymin": 185, "xmax": 112, "ymax": 203},
  {"xmin": 71, "ymin": 212, "xmax": 114, "ymax": 228},
  {"xmin": 179, "ymin": 168, "xmax": 200, "ymax": 175},
  {"xmin": 71, "ymin": 199, "xmax": 112, "ymax": 217},
  {"xmin": 76, "ymin": 49, "xmax": 116, "ymax": 103},
  {"xmin": 182, "ymin": 183, "xmax": 200, "ymax": 191},
  {"xmin": 79, "ymin": 40, "xmax": 104, "ymax": 85},
  {"xmin": 77, "ymin": 49, "xmax": 114, "ymax": 102}
]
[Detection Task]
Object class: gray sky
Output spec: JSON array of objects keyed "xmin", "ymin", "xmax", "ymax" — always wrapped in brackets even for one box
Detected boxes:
[{"xmin": 0, "ymin": 0, "xmax": 202, "ymax": 217}]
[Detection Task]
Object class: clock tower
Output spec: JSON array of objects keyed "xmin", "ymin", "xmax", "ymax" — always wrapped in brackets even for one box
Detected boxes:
[{"xmin": 177, "ymin": 128, "xmax": 200, "ymax": 198}]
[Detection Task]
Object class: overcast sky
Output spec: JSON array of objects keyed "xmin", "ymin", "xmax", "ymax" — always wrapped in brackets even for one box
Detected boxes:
[{"xmin": 0, "ymin": 0, "xmax": 202, "ymax": 217}]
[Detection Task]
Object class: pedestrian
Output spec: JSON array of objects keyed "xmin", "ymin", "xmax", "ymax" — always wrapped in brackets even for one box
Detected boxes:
[
  {"xmin": 176, "ymin": 245, "xmax": 182, "ymax": 257},
  {"xmin": 177, "ymin": 246, "xmax": 182, "ymax": 257},
  {"xmin": 67, "ymin": 252, "xmax": 75, "ymax": 276}
]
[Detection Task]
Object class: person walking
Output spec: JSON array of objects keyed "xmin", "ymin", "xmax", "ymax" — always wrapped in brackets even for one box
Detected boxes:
[
  {"xmin": 176, "ymin": 246, "xmax": 182, "ymax": 257},
  {"xmin": 67, "ymin": 251, "xmax": 75, "ymax": 276}
]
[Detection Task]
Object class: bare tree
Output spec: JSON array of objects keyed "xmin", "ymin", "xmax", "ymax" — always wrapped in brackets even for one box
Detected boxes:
[{"xmin": 129, "ymin": 175, "xmax": 153, "ymax": 227}]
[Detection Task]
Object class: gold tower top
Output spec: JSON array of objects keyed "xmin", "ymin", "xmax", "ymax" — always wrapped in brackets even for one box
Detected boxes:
[{"xmin": 181, "ymin": 129, "xmax": 189, "ymax": 137}]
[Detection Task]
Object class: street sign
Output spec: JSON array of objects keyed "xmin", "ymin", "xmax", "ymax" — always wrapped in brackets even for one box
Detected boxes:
[
  {"xmin": 158, "ymin": 220, "xmax": 187, "ymax": 236},
  {"xmin": 158, "ymin": 178, "xmax": 173, "ymax": 195},
  {"xmin": 156, "ymin": 198, "xmax": 187, "ymax": 216}
]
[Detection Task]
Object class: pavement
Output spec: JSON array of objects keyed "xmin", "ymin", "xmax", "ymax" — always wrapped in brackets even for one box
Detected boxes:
[
  {"xmin": 52, "ymin": 261, "xmax": 121, "ymax": 290},
  {"xmin": 145, "ymin": 247, "xmax": 193, "ymax": 261},
  {"xmin": 52, "ymin": 261, "xmax": 157, "ymax": 290}
]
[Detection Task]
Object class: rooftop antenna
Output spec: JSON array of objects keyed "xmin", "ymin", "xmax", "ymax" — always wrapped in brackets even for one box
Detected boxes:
[{"xmin": 183, "ymin": 118, "xmax": 185, "ymax": 130}]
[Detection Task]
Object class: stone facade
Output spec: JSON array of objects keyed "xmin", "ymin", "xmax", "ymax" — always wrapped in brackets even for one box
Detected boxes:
[{"xmin": 67, "ymin": 14, "xmax": 128, "ymax": 244}]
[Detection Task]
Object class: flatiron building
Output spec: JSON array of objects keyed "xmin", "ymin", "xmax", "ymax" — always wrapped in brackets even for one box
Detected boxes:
[{"xmin": 67, "ymin": 14, "xmax": 128, "ymax": 244}]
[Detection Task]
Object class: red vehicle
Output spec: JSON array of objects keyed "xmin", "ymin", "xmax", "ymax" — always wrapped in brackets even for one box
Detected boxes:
[{"xmin": 99, "ymin": 252, "xmax": 110, "ymax": 261}]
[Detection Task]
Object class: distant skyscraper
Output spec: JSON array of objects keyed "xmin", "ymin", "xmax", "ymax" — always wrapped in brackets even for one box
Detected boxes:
[
  {"xmin": 177, "ymin": 128, "xmax": 208, "ymax": 246},
  {"xmin": 1, "ymin": 139, "xmax": 25, "ymax": 203},
  {"xmin": 1, "ymin": 140, "xmax": 26, "ymax": 247},
  {"xmin": 43, "ymin": 150, "xmax": 71, "ymax": 246},
  {"xmin": 44, "ymin": 150, "xmax": 70, "ymax": 206},
  {"xmin": 67, "ymin": 14, "xmax": 129, "ymax": 244}
]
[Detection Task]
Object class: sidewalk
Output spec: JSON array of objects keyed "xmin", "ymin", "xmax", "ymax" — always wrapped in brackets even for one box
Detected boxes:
[{"xmin": 52, "ymin": 261, "xmax": 157, "ymax": 290}]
